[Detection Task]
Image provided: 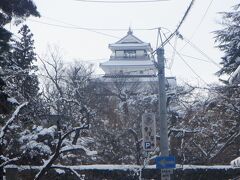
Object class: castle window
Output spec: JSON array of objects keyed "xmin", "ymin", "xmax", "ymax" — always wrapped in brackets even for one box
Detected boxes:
[
  {"xmin": 124, "ymin": 50, "xmax": 136, "ymax": 58},
  {"xmin": 115, "ymin": 50, "xmax": 124, "ymax": 57}
]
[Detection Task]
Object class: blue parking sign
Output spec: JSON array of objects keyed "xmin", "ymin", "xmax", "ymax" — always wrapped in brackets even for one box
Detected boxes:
[
  {"xmin": 145, "ymin": 142, "xmax": 151, "ymax": 149},
  {"xmin": 155, "ymin": 156, "xmax": 176, "ymax": 169}
]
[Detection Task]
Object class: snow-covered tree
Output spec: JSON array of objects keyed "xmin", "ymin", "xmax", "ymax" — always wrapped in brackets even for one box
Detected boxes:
[
  {"xmin": 0, "ymin": 0, "xmax": 40, "ymax": 114},
  {"xmin": 88, "ymin": 77, "xmax": 161, "ymax": 164},
  {"xmin": 169, "ymin": 84, "xmax": 240, "ymax": 165},
  {"xmin": 37, "ymin": 47, "xmax": 97, "ymax": 167},
  {"xmin": 0, "ymin": 2, "xmax": 40, "ymax": 179},
  {"xmin": 0, "ymin": 24, "xmax": 44, "ymax": 168},
  {"xmin": 10, "ymin": 25, "xmax": 39, "ymax": 100},
  {"xmin": 215, "ymin": 3, "xmax": 240, "ymax": 76}
]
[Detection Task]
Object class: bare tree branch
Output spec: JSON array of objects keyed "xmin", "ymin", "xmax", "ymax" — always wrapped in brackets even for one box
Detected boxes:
[{"xmin": 0, "ymin": 102, "xmax": 28, "ymax": 140}]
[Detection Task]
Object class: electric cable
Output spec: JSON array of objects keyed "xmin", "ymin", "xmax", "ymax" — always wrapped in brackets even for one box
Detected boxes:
[
  {"xmin": 180, "ymin": 54, "xmax": 212, "ymax": 63},
  {"xmin": 155, "ymin": 28, "xmax": 163, "ymax": 50},
  {"xmin": 178, "ymin": 33, "xmax": 220, "ymax": 68},
  {"xmin": 28, "ymin": 18, "xmax": 172, "ymax": 41},
  {"xmin": 161, "ymin": 32, "xmax": 209, "ymax": 85},
  {"xmin": 152, "ymin": 0, "xmax": 195, "ymax": 53},
  {"xmin": 180, "ymin": 0, "xmax": 214, "ymax": 51},
  {"xmin": 167, "ymin": 34, "xmax": 178, "ymax": 69},
  {"xmin": 74, "ymin": 0, "xmax": 169, "ymax": 3},
  {"xmin": 38, "ymin": 16, "xmax": 172, "ymax": 32},
  {"xmin": 28, "ymin": 19, "xmax": 120, "ymax": 39}
]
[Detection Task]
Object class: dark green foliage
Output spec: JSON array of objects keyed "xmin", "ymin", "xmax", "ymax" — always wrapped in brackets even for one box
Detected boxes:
[
  {"xmin": 10, "ymin": 25, "xmax": 39, "ymax": 100},
  {"xmin": 0, "ymin": 0, "xmax": 40, "ymax": 68},
  {"xmin": 0, "ymin": 28, "xmax": 11, "ymax": 67},
  {"xmin": 0, "ymin": 0, "xmax": 40, "ymax": 26},
  {"xmin": 0, "ymin": 0, "xmax": 40, "ymax": 114},
  {"xmin": 215, "ymin": 3, "xmax": 240, "ymax": 75},
  {"xmin": 13, "ymin": 25, "xmax": 37, "ymax": 70}
]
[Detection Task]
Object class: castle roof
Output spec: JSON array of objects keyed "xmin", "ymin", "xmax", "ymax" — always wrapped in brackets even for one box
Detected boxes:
[
  {"xmin": 109, "ymin": 28, "xmax": 152, "ymax": 51},
  {"xmin": 116, "ymin": 28, "xmax": 144, "ymax": 44}
]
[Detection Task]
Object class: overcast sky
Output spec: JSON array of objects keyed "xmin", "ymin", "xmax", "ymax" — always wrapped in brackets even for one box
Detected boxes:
[{"xmin": 11, "ymin": 0, "xmax": 237, "ymax": 85}]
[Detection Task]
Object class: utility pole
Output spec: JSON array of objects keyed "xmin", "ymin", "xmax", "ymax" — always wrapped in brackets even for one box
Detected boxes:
[{"xmin": 157, "ymin": 48, "xmax": 169, "ymax": 157}]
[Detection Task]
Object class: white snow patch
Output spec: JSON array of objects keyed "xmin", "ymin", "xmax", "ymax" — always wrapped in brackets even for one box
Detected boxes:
[
  {"xmin": 229, "ymin": 64, "xmax": 240, "ymax": 84},
  {"xmin": 231, "ymin": 157, "xmax": 240, "ymax": 167},
  {"xmin": 60, "ymin": 145, "xmax": 97, "ymax": 156},
  {"xmin": 38, "ymin": 126, "xmax": 56, "ymax": 138},
  {"xmin": 0, "ymin": 102, "xmax": 28, "ymax": 139},
  {"xmin": 21, "ymin": 140, "xmax": 52, "ymax": 156},
  {"xmin": 5, "ymin": 164, "xmax": 237, "ymax": 173},
  {"xmin": 7, "ymin": 97, "xmax": 19, "ymax": 104},
  {"xmin": 55, "ymin": 168, "xmax": 65, "ymax": 174},
  {"xmin": 178, "ymin": 164, "xmax": 232, "ymax": 170}
]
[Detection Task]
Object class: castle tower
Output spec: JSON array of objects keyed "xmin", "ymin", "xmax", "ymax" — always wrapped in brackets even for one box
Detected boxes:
[
  {"xmin": 98, "ymin": 29, "xmax": 176, "ymax": 94},
  {"xmin": 100, "ymin": 29, "xmax": 157, "ymax": 78}
]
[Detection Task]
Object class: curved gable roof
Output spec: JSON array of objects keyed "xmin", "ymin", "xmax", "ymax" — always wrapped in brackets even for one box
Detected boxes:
[{"xmin": 116, "ymin": 29, "xmax": 144, "ymax": 44}]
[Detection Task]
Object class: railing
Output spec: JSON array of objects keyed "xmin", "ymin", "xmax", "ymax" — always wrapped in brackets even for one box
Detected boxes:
[
  {"xmin": 103, "ymin": 74, "xmax": 157, "ymax": 78},
  {"xmin": 4, "ymin": 165, "xmax": 240, "ymax": 180},
  {"xmin": 110, "ymin": 55, "xmax": 150, "ymax": 60}
]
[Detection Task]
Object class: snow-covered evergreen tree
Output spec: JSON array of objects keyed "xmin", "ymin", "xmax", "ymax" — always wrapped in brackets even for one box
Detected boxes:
[
  {"xmin": 0, "ymin": 0, "xmax": 40, "ymax": 114},
  {"xmin": 215, "ymin": 3, "xmax": 240, "ymax": 76},
  {"xmin": 0, "ymin": 1, "xmax": 40, "ymax": 178},
  {"xmin": 9, "ymin": 24, "xmax": 39, "ymax": 101}
]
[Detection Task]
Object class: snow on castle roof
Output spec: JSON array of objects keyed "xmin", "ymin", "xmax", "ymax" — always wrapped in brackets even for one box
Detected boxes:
[
  {"xmin": 109, "ymin": 29, "xmax": 152, "ymax": 51},
  {"xmin": 116, "ymin": 28, "xmax": 144, "ymax": 44},
  {"xmin": 100, "ymin": 60, "xmax": 155, "ymax": 66}
]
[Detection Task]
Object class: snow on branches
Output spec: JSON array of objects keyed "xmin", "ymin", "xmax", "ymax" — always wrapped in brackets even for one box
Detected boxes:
[
  {"xmin": 231, "ymin": 157, "xmax": 240, "ymax": 167},
  {"xmin": 0, "ymin": 102, "xmax": 28, "ymax": 141}
]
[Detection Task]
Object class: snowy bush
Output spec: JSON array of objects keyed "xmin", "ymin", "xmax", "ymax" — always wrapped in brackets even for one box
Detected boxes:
[
  {"xmin": 17, "ymin": 125, "xmax": 57, "ymax": 165},
  {"xmin": 231, "ymin": 157, "xmax": 240, "ymax": 167}
]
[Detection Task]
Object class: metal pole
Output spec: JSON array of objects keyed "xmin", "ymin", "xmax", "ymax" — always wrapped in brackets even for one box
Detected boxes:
[{"xmin": 157, "ymin": 48, "xmax": 169, "ymax": 157}]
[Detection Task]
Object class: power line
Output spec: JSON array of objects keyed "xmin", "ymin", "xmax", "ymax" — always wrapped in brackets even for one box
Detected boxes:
[
  {"xmin": 167, "ymin": 34, "xmax": 178, "ymax": 69},
  {"xmin": 178, "ymin": 33, "xmax": 221, "ymax": 68},
  {"xmin": 28, "ymin": 18, "xmax": 172, "ymax": 40},
  {"xmin": 155, "ymin": 28, "xmax": 163, "ymax": 50},
  {"xmin": 40, "ymin": 16, "xmax": 172, "ymax": 32},
  {"xmin": 74, "ymin": 0, "xmax": 169, "ymax": 3},
  {"xmin": 180, "ymin": 54, "xmax": 212, "ymax": 63},
  {"xmin": 161, "ymin": 31, "xmax": 208, "ymax": 85},
  {"xmin": 171, "ymin": 45, "xmax": 208, "ymax": 85},
  {"xmin": 28, "ymin": 19, "xmax": 120, "ymax": 39},
  {"xmin": 180, "ymin": 0, "xmax": 214, "ymax": 51},
  {"xmin": 152, "ymin": 0, "xmax": 195, "ymax": 52}
]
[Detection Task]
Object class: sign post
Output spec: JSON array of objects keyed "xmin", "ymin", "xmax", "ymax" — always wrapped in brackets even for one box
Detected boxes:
[
  {"xmin": 155, "ymin": 156, "xmax": 176, "ymax": 180},
  {"xmin": 157, "ymin": 48, "xmax": 171, "ymax": 180},
  {"xmin": 142, "ymin": 113, "xmax": 156, "ymax": 152}
]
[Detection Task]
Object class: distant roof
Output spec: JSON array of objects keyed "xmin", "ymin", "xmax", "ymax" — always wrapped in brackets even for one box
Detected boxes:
[
  {"xmin": 115, "ymin": 28, "xmax": 144, "ymax": 44},
  {"xmin": 109, "ymin": 28, "xmax": 152, "ymax": 51},
  {"xmin": 100, "ymin": 60, "xmax": 155, "ymax": 66},
  {"xmin": 109, "ymin": 43, "xmax": 151, "ymax": 50}
]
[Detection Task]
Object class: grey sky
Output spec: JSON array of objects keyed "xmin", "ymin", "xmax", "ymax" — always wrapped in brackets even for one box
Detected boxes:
[{"xmin": 15, "ymin": 0, "xmax": 237, "ymax": 85}]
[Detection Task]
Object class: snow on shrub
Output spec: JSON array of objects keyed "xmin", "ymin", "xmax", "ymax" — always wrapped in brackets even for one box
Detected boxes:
[
  {"xmin": 231, "ymin": 157, "xmax": 240, "ymax": 167},
  {"xmin": 21, "ymin": 140, "xmax": 52, "ymax": 157}
]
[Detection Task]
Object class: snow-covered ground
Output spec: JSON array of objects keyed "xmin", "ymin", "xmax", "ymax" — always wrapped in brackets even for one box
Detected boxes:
[{"xmin": 6, "ymin": 164, "xmax": 238, "ymax": 171}]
